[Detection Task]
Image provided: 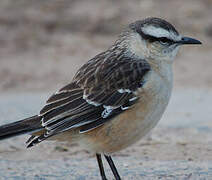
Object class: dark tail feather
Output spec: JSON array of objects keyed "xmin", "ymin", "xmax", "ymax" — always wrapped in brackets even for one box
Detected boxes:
[{"xmin": 0, "ymin": 115, "xmax": 42, "ymax": 140}]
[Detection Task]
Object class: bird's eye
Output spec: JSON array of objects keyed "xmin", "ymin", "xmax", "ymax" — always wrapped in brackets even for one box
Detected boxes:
[
  {"xmin": 158, "ymin": 37, "xmax": 175, "ymax": 46},
  {"xmin": 159, "ymin": 38, "xmax": 170, "ymax": 45}
]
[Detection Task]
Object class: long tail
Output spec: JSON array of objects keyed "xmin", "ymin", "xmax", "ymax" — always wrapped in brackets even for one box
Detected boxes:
[{"xmin": 0, "ymin": 115, "xmax": 42, "ymax": 140}]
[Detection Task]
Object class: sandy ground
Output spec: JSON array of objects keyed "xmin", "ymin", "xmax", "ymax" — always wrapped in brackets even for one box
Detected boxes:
[
  {"xmin": 0, "ymin": 0, "xmax": 212, "ymax": 179},
  {"xmin": 0, "ymin": 89, "xmax": 212, "ymax": 179}
]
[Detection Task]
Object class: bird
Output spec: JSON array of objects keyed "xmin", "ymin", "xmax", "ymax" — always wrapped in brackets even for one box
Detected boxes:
[{"xmin": 0, "ymin": 17, "xmax": 201, "ymax": 180}]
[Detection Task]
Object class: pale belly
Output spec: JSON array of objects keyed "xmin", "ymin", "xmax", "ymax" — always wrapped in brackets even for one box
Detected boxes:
[{"xmin": 77, "ymin": 70, "xmax": 173, "ymax": 154}]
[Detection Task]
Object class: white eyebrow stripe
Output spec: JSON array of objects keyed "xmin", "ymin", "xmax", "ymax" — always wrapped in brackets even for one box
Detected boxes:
[
  {"xmin": 141, "ymin": 25, "xmax": 181, "ymax": 41},
  {"xmin": 141, "ymin": 25, "xmax": 170, "ymax": 38}
]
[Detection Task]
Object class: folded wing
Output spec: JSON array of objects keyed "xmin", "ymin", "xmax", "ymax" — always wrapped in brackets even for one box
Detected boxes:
[{"xmin": 27, "ymin": 54, "xmax": 150, "ymax": 147}]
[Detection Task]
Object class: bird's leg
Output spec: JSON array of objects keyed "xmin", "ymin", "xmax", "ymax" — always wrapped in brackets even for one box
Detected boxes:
[
  {"xmin": 96, "ymin": 153, "xmax": 107, "ymax": 180},
  {"xmin": 104, "ymin": 155, "xmax": 121, "ymax": 180}
]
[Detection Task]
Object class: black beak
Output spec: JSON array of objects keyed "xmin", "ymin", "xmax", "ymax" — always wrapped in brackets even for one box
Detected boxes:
[{"xmin": 178, "ymin": 36, "xmax": 202, "ymax": 45}]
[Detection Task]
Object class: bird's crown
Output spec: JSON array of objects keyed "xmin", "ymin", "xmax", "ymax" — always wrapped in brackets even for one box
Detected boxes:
[{"xmin": 129, "ymin": 17, "xmax": 180, "ymax": 42}]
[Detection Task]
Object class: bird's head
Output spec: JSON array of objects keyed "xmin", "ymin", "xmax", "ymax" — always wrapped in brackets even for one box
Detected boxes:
[{"xmin": 121, "ymin": 17, "xmax": 202, "ymax": 63}]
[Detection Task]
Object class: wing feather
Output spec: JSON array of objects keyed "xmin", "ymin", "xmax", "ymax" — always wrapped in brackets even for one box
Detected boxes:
[
  {"xmin": 27, "ymin": 53, "xmax": 150, "ymax": 147},
  {"xmin": 40, "ymin": 91, "xmax": 83, "ymax": 115},
  {"xmin": 46, "ymin": 90, "xmax": 82, "ymax": 104}
]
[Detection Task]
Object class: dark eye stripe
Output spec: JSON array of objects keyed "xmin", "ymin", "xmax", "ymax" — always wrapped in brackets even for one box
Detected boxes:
[
  {"xmin": 158, "ymin": 37, "xmax": 174, "ymax": 43},
  {"xmin": 138, "ymin": 30, "xmax": 175, "ymax": 44},
  {"xmin": 147, "ymin": 35, "xmax": 175, "ymax": 44}
]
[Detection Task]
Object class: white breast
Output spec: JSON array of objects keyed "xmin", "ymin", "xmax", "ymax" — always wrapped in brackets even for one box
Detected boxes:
[{"xmin": 134, "ymin": 62, "xmax": 173, "ymax": 139}]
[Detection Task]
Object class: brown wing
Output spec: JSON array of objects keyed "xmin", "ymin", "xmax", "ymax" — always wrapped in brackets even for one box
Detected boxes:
[{"xmin": 27, "ymin": 54, "xmax": 150, "ymax": 147}]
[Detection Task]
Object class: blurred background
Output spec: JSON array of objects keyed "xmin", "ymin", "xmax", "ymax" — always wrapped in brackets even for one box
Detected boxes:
[
  {"xmin": 0, "ymin": 0, "xmax": 212, "ymax": 179},
  {"xmin": 0, "ymin": 0, "xmax": 211, "ymax": 92}
]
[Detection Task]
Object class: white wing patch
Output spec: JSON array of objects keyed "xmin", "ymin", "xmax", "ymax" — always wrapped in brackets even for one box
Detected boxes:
[
  {"xmin": 129, "ymin": 96, "xmax": 138, "ymax": 102},
  {"xmin": 102, "ymin": 105, "xmax": 114, "ymax": 118},
  {"xmin": 121, "ymin": 106, "xmax": 130, "ymax": 110},
  {"xmin": 118, "ymin": 89, "xmax": 131, "ymax": 93}
]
